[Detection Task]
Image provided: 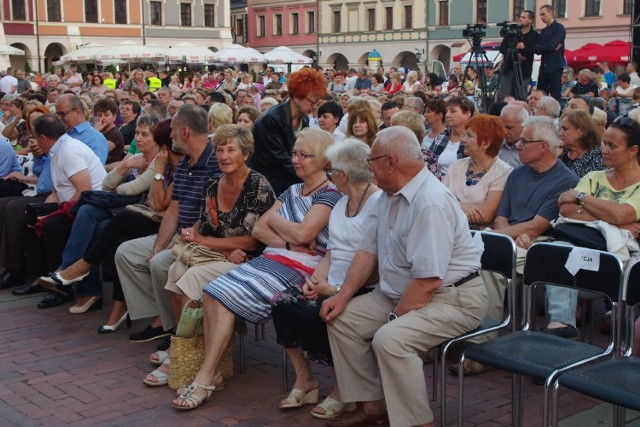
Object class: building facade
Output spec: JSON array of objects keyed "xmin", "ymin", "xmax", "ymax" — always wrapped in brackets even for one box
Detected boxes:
[
  {"xmin": 0, "ymin": 0, "xmax": 232, "ymax": 72},
  {"xmin": 538, "ymin": 0, "xmax": 633, "ymax": 50},
  {"xmin": 318, "ymin": 0, "xmax": 427, "ymax": 71},
  {"xmin": 246, "ymin": 0, "xmax": 317, "ymax": 59}
]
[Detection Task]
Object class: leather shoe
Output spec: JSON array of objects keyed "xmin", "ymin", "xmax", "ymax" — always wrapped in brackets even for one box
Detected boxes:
[
  {"xmin": 448, "ymin": 359, "xmax": 491, "ymax": 376},
  {"xmin": 326, "ymin": 405, "xmax": 389, "ymax": 427},
  {"xmin": 37, "ymin": 292, "xmax": 74, "ymax": 309},
  {"xmin": 0, "ymin": 271, "xmax": 23, "ymax": 290},
  {"xmin": 12, "ymin": 279, "xmax": 45, "ymax": 295}
]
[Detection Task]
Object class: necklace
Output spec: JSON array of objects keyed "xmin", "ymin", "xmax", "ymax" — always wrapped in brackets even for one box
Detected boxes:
[
  {"xmin": 301, "ymin": 178, "xmax": 328, "ymax": 197},
  {"xmin": 465, "ymin": 158, "xmax": 495, "ymax": 186},
  {"xmin": 345, "ymin": 182, "xmax": 372, "ymax": 218}
]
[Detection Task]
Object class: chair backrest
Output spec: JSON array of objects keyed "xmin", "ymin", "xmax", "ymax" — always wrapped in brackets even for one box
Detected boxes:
[
  {"xmin": 623, "ymin": 256, "xmax": 640, "ymax": 308},
  {"xmin": 523, "ymin": 242, "xmax": 624, "ymax": 302},
  {"xmin": 475, "ymin": 231, "xmax": 517, "ymax": 281}
]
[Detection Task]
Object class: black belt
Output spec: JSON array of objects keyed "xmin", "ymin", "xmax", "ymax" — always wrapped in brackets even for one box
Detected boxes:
[{"xmin": 452, "ymin": 271, "xmax": 479, "ymax": 287}]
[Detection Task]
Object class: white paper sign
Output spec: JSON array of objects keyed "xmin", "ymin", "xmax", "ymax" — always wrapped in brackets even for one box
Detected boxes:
[{"xmin": 565, "ymin": 247, "xmax": 601, "ymax": 275}]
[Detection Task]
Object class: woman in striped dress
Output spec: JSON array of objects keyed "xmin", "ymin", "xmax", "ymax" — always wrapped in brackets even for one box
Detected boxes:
[{"xmin": 172, "ymin": 127, "xmax": 342, "ymax": 410}]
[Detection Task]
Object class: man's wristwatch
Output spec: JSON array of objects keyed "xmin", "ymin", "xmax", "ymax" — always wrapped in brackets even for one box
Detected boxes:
[
  {"xmin": 333, "ymin": 284, "xmax": 341, "ymax": 295},
  {"xmin": 388, "ymin": 312, "xmax": 398, "ymax": 322},
  {"xmin": 575, "ymin": 192, "xmax": 586, "ymax": 213},
  {"xmin": 154, "ymin": 173, "xmax": 163, "ymax": 181}
]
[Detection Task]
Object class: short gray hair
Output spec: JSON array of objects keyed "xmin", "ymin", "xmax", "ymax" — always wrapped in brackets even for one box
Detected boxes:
[
  {"xmin": 136, "ymin": 113, "xmax": 163, "ymax": 131},
  {"xmin": 500, "ymin": 103, "xmax": 529, "ymax": 123},
  {"xmin": 375, "ymin": 126, "xmax": 422, "ymax": 162},
  {"xmin": 325, "ymin": 138, "xmax": 372, "ymax": 183},
  {"xmin": 536, "ymin": 96, "xmax": 561, "ymax": 117},
  {"xmin": 173, "ymin": 104, "xmax": 209, "ymax": 135},
  {"xmin": 523, "ymin": 116, "xmax": 561, "ymax": 153},
  {"xmin": 404, "ymin": 96, "xmax": 424, "ymax": 114}
]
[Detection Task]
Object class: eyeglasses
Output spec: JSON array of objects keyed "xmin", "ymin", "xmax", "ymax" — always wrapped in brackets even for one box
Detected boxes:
[
  {"xmin": 305, "ymin": 97, "xmax": 321, "ymax": 107},
  {"xmin": 518, "ymin": 137, "xmax": 546, "ymax": 145},
  {"xmin": 328, "ymin": 168, "xmax": 343, "ymax": 175},
  {"xmin": 367, "ymin": 154, "xmax": 390, "ymax": 165},
  {"xmin": 55, "ymin": 109, "xmax": 75, "ymax": 118},
  {"xmin": 292, "ymin": 151, "xmax": 316, "ymax": 161}
]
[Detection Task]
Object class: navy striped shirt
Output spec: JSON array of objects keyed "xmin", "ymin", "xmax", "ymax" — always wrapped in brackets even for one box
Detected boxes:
[{"xmin": 173, "ymin": 142, "xmax": 219, "ymax": 228}]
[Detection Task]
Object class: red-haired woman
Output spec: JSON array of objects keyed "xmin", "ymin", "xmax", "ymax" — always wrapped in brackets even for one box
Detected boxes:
[{"xmin": 250, "ymin": 68, "xmax": 328, "ymax": 195}]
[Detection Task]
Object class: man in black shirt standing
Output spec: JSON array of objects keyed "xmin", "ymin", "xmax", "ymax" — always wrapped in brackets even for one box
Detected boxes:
[{"xmin": 498, "ymin": 10, "xmax": 539, "ymax": 101}]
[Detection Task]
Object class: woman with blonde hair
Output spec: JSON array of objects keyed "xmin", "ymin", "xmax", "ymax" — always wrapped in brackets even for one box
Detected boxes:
[
  {"xmin": 383, "ymin": 72, "xmax": 403, "ymax": 95},
  {"xmin": 207, "ymin": 103, "xmax": 233, "ymax": 135},
  {"xmin": 172, "ymin": 127, "xmax": 342, "ymax": 410},
  {"xmin": 403, "ymin": 70, "xmax": 420, "ymax": 95}
]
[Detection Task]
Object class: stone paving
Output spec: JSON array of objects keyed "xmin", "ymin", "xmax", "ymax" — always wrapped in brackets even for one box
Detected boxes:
[{"xmin": 0, "ymin": 284, "xmax": 635, "ymax": 426}]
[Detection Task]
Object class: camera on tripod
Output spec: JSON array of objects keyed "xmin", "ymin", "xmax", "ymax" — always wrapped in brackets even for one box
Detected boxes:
[
  {"xmin": 462, "ymin": 23, "xmax": 487, "ymax": 39},
  {"xmin": 496, "ymin": 21, "xmax": 523, "ymax": 40}
]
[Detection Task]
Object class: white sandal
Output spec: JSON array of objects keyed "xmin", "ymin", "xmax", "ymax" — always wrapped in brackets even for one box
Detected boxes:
[
  {"xmin": 311, "ymin": 396, "xmax": 356, "ymax": 419},
  {"xmin": 172, "ymin": 379, "xmax": 219, "ymax": 410},
  {"xmin": 279, "ymin": 387, "xmax": 319, "ymax": 409},
  {"xmin": 150, "ymin": 350, "xmax": 169, "ymax": 366},
  {"xmin": 143, "ymin": 358, "xmax": 170, "ymax": 386}
]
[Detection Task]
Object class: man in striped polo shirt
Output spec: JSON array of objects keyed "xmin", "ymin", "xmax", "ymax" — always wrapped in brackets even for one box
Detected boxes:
[{"xmin": 115, "ymin": 104, "xmax": 219, "ymax": 345}]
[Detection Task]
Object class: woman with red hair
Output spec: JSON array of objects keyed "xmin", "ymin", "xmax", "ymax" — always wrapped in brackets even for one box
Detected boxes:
[{"xmin": 250, "ymin": 67, "xmax": 327, "ymax": 195}]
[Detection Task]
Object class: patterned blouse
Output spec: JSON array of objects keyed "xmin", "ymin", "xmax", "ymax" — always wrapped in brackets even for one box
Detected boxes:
[
  {"xmin": 561, "ymin": 146, "xmax": 605, "ymax": 179},
  {"xmin": 199, "ymin": 169, "xmax": 276, "ymax": 259}
]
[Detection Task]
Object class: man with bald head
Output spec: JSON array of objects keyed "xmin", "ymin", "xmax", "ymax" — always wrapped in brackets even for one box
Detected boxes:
[
  {"xmin": 320, "ymin": 126, "xmax": 488, "ymax": 427},
  {"xmin": 55, "ymin": 94, "xmax": 108, "ymax": 164}
]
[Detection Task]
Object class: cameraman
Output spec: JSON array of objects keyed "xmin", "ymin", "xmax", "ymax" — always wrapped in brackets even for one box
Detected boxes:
[{"xmin": 498, "ymin": 10, "xmax": 539, "ymax": 101}]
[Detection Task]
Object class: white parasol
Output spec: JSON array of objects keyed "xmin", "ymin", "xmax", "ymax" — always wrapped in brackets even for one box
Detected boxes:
[
  {"xmin": 59, "ymin": 43, "xmax": 106, "ymax": 63},
  {"xmin": 0, "ymin": 44, "xmax": 25, "ymax": 55},
  {"xmin": 215, "ymin": 44, "xmax": 265, "ymax": 64},
  {"xmin": 263, "ymin": 46, "xmax": 312, "ymax": 64},
  {"xmin": 166, "ymin": 42, "xmax": 218, "ymax": 64},
  {"xmin": 97, "ymin": 41, "xmax": 166, "ymax": 61}
]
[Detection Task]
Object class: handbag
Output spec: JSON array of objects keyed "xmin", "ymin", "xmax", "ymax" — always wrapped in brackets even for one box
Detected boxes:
[
  {"xmin": 553, "ymin": 223, "xmax": 608, "ymax": 251},
  {"xmin": 70, "ymin": 190, "xmax": 142, "ymax": 215},
  {"xmin": 171, "ymin": 240, "xmax": 226, "ymax": 267},
  {"xmin": 168, "ymin": 300, "xmax": 235, "ymax": 390},
  {"xmin": 125, "ymin": 203, "xmax": 164, "ymax": 222}
]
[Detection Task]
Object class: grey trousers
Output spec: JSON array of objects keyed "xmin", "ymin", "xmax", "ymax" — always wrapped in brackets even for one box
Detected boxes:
[
  {"xmin": 328, "ymin": 280, "xmax": 488, "ymax": 426},
  {"xmin": 114, "ymin": 234, "xmax": 176, "ymax": 330}
]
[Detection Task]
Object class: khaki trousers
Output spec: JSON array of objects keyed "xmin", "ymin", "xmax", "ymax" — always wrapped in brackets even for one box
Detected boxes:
[{"xmin": 328, "ymin": 279, "xmax": 488, "ymax": 426}]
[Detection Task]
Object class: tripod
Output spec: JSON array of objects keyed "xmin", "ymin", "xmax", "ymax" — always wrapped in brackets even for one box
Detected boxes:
[
  {"xmin": 466, "ymin": 38, "xmax": 493, "ymax": 113},
  {"xmin": 495, "ymin": 38, "xmax": 527, "ymax": 101}
]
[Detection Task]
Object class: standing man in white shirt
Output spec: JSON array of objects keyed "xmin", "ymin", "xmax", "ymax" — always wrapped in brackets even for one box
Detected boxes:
[{"xmin": 0, "ymin": 67, "xmax": 18, "ymax": 94}]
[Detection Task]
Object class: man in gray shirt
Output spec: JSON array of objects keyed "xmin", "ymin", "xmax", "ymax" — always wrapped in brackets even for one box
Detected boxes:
[
  {"xmin": 498, "ymin": 103, "xmax": 529, "ymax": 169},
  {"xmin": 321, "ymin": 126, "xmax": 487, "ymax": 427}
]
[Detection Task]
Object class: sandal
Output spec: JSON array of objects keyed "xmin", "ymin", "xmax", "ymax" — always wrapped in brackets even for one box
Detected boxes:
[
  {"xmin": 177, "ymin": 373, "xmax": 225, "ymax": 396},
  {"xmin": 311, "ymin": 396, "xmax": 356, "ymax": 419},
  {"xmin": 172, "ymin": 380, "xmax": 219, "ymax": 410},
  {"xmin": 279, "ymin": 387, "xmax": 319, "ymax": 409},
  {"xmin": 150, "ymin": 350, "xmax": 169, "ymax": 366},
  {"xmin": 143, "ymin": 358, "xmax": 170, "ymax": 387}
]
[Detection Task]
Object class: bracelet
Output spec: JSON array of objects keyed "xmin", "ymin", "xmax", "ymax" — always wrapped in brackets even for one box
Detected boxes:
[{"xmin": 285, "ymin": 242, "xmax": 291, "ymax": 250}]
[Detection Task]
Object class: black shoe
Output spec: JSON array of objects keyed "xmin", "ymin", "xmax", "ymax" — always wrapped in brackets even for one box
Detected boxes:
[
  {"xmin": 129, "ymin": 325, "xmax": 171, "ymax": 342},
  {"xmin": 156, "ymin": 335, "xmax": 172, "ymax": 351},
  {"xmin": 12, "ymin": 279, "xmax": 45, "ymax": 295},
  {"xmin": 0, "ymin": 271, "xmax": 23, "ymax": 290},
  {"xmin": 541, "ymin": 325, "xmax": 580, "ymax": 340},
  {"xmin": 37, "ymin": 292, "xmax": 74, "ymax": 309}
]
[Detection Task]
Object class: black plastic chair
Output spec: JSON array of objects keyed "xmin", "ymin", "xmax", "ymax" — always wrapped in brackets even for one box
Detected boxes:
[
  {"xmin": 457, "ymin": 242, "xmax": 624, "ymax": 427},
  {"xmin": 432, "ymin": 231, "xmax": 517, "ymax": 426},
  {"xmin": 552, "ymin": 255, "xmax": 640, "ymax": 427}
]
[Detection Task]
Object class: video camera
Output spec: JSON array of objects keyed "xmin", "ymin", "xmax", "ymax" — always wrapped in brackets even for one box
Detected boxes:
[
  {"xmin": 462, "ymin": 24, "xmax": 487, "ymax": 39},
  {"xmin": 496, "ymin": 21, "xmax": 523, "ymax": 40}
]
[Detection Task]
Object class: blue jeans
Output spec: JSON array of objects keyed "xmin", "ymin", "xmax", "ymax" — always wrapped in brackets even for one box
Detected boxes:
[
  {"xmin": 61, "ymin": 204, "xmax": 112, "ymax": 297},
  {"xmin": 545, "ymin": 285, "xmax": 577, "ymax": 327}
]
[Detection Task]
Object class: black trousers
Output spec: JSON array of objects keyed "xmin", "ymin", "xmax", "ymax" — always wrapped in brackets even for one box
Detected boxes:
[
  {"xmin": 0, "ymin": 194, "xmax": 48, "ymax": 272},
  {"xmin": 84, "ymin": 210, "xmax": 160, "ymax": 301},
  {"xmin": 24, "ymin": 213, "xmax": 73, "ymax": 276}
]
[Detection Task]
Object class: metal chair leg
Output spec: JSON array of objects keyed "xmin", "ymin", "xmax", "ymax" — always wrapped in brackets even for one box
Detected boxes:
[
  {"xmin": 282, "ymin": 348, "xmax": 289, "ymax": 392},
  {"xmin": 457, "ymin": 353, "xmax": 466, "ymax": 427},
  {"xmin": 239, "ymin": 333, "xmax": 246, "ymax": 374},
  {"xmin": 432, "ymin": 348, "xmax": 439, "ymax": 402}
]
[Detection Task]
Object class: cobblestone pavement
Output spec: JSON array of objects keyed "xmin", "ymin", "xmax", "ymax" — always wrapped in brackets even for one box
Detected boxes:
[{"xmin": 0, "ymin": 285, "xmax": 629, "ymax": 426}]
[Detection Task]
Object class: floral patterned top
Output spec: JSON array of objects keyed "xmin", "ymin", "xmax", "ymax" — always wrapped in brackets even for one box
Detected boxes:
[
  {"xmin": 561, "ymin": 146, "xmax": 605, "ymax": 179},
  {"xmin": 199, "ymin": 169, "xmax": 276, "ymax": 259}
]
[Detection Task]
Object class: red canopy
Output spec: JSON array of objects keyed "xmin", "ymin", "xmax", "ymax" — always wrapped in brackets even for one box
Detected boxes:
[
  {"xmin": 568, "ymin": 43, "xmax": 602, "ymax": 62},
  {"xmin": 572, "ymin": 40, "xmax": 631, "ymax": 64}
]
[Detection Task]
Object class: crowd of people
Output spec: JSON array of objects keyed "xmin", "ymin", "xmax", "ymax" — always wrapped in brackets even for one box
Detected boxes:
[{"xmin": 1, "ymin": 9, "xmax": 640, "ymax": 425}]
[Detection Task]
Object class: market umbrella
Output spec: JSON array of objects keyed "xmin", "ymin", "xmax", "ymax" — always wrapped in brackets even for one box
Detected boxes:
[
  {"xmin": 166, "ymin": 42, "xmax": 217, "ymax": 64},
  {"xmin": 572, "ymin": 40, "xmax": 631, "ymax": 65},
  {"xmin": 452, "ymin": 43, "xmax": 502, "ymax": 63},
  {"xmin": 97, "ymin": 41, "xmax": 166, "ymax": 61},
  {"xmin": 216, "ymin": 44, "xmax": 265, "ymax": 64},
  {"xmin": 0, "ymin": 44, "xmax": 25, "ymax": 55},
  {"xmin": 568, "ymin": 43, "xmax": 602, "ymax": 63},
  {"xmin": 263, "ymin": 46, "xmax": 312, "ymax": 64},
  {"xmin": 59, "ymin": 43, "xmax": 106, "ymax": 63}
]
